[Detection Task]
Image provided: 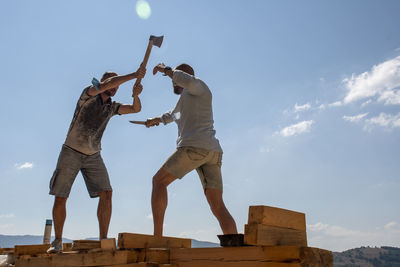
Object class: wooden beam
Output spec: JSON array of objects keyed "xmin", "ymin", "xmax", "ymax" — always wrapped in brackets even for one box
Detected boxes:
[
  {"xmin": 170, "ymin": 246, "xmax": 301, "ymax": 262},
  {"xmin": 244, "ymin": 224, "xmax": 307, "ymax": 247},
  {"xmin": 72, "ymin": 240, "xmax": 101, "ymax": 251},
  {"xmin": 0, "ymin": 248, "xmax": 14, "ymax": 255},
  {"xmin": 137, "ymin": 249, "xmax": 170, "ymax": 264},
  {"xmin": 101, "ymin": 238, "xmax": 116, "ymax": 251},
  {"xmin": 63, "ymin": 243, "xmax": 73, "ymax": 252},
  {"xmin": 300, "ymin": 247, "xmax": 333, "ymax": 267},
  {"xmin": 118, "ymin": 233, "xmax": 191, "ymax": 249},
  {"xmin": 15, "ymin": 250, "xmax": 139, "ymax": 267},
  {"xmin": 100, "ymin": 264, "xmax": 177, "ymax": 267},
  {"xmin": 172, "ymin": 262, "xmax": 301, "ymax": 267},
  {"xmin": 14, "ymin": 244, "xmax": 50, "ymax": 256},
  {"xmin": 248, "ymin": 206, "xmax": 306, "ymax": 231}
]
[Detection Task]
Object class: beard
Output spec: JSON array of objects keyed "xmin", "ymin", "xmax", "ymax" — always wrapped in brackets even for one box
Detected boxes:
[
  {"xmin": 174, "ymin": 86, "xmax": 183, "ymax": 95},
  {"xmin": 105, "ymin": 89, "xmax": 116, "ymax": 96}
]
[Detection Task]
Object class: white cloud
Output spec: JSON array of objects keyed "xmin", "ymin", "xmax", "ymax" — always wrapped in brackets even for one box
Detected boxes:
[
  {"xmin": 343, "ymin": 113, "xmax": 368, "ymax": 123},
  {"xmin": 364, "ymin": 112, "xmax": 400, "ymax": 131},
  {"xmin": 361, "ymin": 99, "xmax": 372, "ymax": 107},
  {"xmin": 280, "ymin": 120, "xmax": 314, "ymax": 137},
  {"xmin": 318, "ymin": 104, "xmax": 326, "ymax": 110},
  {"xmin": 384, "ymin": 221, "xmax": 398, "ymax": 230},
  {"xmin": 14, "ymin": 162, "xmax": 34, "ymax": 170},
  {"xmin": 328, "ymin": 101, "xmax": 343, "ymax": 107},
  {"xmin": 308, "ymin": 221, "xmax": 400, "ymax": 252},
  {"xmin": 343, "ymin": 56, "xmax": 400, "ymax": 105},
  {"xmin": 0, "ymin": 214, "xmax": 15, "ymax": 219},
  {"xmin": 294, "ymin": 103, "xmax": 311, "ymax": 112},
  {"xmin": 146, "ymin": 213, "xmax": 153, "ymax": 220}
]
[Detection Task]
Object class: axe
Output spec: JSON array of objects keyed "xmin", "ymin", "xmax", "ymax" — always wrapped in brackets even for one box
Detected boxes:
[{"xmin": 132, "ymin": 35, "xmax": 164, "ymax": 99}]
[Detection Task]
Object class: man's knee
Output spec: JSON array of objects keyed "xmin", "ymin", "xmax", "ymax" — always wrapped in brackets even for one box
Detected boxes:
[
  {"xmin": 152, "ymin": 168, "xmax": 176, "ymax": 188},
  {"xmin": 99, "ymin": 190, "xmax": 112, "ymax": 201}
]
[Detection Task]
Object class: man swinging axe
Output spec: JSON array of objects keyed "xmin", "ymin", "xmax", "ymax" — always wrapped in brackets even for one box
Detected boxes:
[{"xmin": 46, "ymin": 65, "xmax": 146, "ymax": 253}]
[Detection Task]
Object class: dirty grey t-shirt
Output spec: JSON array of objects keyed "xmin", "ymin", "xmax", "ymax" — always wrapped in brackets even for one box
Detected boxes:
[
  {"xmin": 64, "ymin": 86, "xmax": 121, "ymax": 155},
  {"xmin": 160, "ymin": 70, "xmax": 222, "ymax": 152}
]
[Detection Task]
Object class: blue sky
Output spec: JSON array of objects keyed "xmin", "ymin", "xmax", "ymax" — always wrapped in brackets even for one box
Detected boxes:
[{"xmin": 1, "ymin": 0, "xmax": 400, "ymax": 252}]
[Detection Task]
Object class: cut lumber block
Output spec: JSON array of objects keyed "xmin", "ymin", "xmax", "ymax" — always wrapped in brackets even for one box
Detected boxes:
[
  {"xmin": 63, "ymin": 242, "xmax": 73, "ymax": 252},
  {"xmin": 300, "ymin": 247, "xmax": 333, "ymax": 267},
  {"xmin": 248, "ymin": 206, "xmax": 306, "ymax": 231},
  {"xmin": 14, "ymin": 244, "xmax": 50, "ymax": 256},
  {"xmin": 173, "ymin": 262, "xmax": 301, "ymax": 267},
  {"xmin": 100, "ymin": 264, "xmax": 177, "ymax": 267},
  {"xmin": 0, "ymin": 248, "xmax": 14, "ymax": 255},
  {"xmin": 244, "ymin": 224, "xmax": 307, "ymax": 247},
  {"xmin": 72, "ymin": 239, "xmax": 101, "ymax": 251},
  {"xmin": 118, "ymin": 233, "xmax": 191, "ymax": 249},
  {"xmin": 137, "ymin": 249, "xmax": 170, "ymax": 264},
  {"xmin": 101, "ymin": 238, "xmax": 116, "ymax": 250},
  {"xmin": 15, "ymin": 249, "xmax": 139, "ymax": 267},
  {"xmin": 170, "ymin": 246, "xmax": 301, "ymax": 262}
]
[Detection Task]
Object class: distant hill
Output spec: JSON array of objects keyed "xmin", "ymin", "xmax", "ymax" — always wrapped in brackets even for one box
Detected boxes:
[
  {"xmin": 0, "ymin": 235, "xmax": 72, "ymax": 248},
  {"xmin": 0, "ymin": 234, "xmax": 218, "ymax": 248},
  {"xmin": 334, "ymin": 246, "xmax": 400, "ymax": 267}
]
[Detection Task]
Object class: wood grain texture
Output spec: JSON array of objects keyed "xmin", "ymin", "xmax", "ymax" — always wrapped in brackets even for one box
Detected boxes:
[{"xmin": 248, "ymin": 206, "xmax": 306, "ymax": 231}]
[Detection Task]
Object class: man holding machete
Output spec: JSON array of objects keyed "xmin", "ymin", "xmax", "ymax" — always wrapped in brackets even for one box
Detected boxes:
[
  {"xmin": 146, "ymin": 63, "xmax": 238, "ymax": 239},
  {"xmin": 47, "ymin": 65, "xmax": 146, "ymax": 253}
]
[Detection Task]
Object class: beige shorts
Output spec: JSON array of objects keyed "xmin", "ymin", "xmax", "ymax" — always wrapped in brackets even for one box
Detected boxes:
[{"xmin": 162, "ymin": 146, "xmax": 223, "ymax": 191}]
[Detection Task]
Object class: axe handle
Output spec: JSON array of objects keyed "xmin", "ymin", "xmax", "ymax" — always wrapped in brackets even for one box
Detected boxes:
[{"xmin": 132, "ymin": 39, "xmax": 154, "ymax": 99}]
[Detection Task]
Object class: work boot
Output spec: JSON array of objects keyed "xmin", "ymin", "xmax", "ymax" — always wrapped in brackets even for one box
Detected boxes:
[
  {"xmin": 47, "ymin": 238, "xmax": 63, "ymax": 253},
  {"xmin": 217, "ymin": 234, "xmax": 244, "ymax": 247}
]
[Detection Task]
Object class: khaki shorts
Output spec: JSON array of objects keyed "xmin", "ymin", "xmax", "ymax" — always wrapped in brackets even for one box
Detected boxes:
[
  {"xmin": 162, "ymin": 146, "xmax": 223, "ymax": 191},
  {"xmin": 49, "ymin": 145, "xmax": 112, "ymax": 198}
]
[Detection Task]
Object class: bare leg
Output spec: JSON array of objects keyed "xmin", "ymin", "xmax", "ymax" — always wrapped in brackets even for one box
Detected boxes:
[
  {"xmin": 98, "ymin": 190, "xmax": 112, "ymax": 239},
  {"xmin": 52, "ymin": 197, "xmax": 67, "ymax": 239},
  {"xmin": 205, "ymin": 188, "xmax": 238, "ymax": 234},
  {"xmin": 151, "ymin": 168, "xmax": 177, "ymax": 237}
]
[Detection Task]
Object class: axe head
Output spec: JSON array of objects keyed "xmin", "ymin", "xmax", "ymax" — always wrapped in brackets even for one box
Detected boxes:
[{"xmin": 149, "ymin": 35, "xmax": 164, "ymax": 48}]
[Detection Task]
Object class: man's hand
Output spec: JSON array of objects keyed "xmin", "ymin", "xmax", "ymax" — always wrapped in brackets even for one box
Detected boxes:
[
  {"xmin": 136, "ymin": 64, "xmax": 146, "ymax": 79},
  {"xmin": 133, "ymin": 83, "xmax": 143, "ymax": 97},
  {"xmin": 153, "ymin": 63, "xmax": 166, "ymax": 75},
  {"xmin": 145, "ymin": 117, "xmax": 162, "ymax": 128}
]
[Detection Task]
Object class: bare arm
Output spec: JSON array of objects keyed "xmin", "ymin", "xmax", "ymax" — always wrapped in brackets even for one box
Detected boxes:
[
  {"xmin": 88, "ymin": 65, "xmax": 146, "ymax": 96},
  {"xmin": 118, "ymin": 84, "xmax": 143, "ymax": 114}
]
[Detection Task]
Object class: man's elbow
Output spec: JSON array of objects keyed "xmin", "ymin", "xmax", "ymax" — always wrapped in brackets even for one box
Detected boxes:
[{"xmin": 133, "ymin": 106, "xmax": 141, "ymax": 113}]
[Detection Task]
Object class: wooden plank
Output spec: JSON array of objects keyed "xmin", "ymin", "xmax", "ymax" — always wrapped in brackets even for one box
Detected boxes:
[
  {"xmin": 0, "ymin": 248, "xmax": 14, "ymax": 255},
  {"xmin": 138, "ymin": 249, "xmax": 170, "ymax": 264},
  {"xmin": 14, "ymin": 244, "xmax": 50, "ymax": 256},
  {"xmin": 118, "ymin": 233, "xmax": 191, "ymax": 249},
  {"xmin": 248, "ymin": 206, "xmax": 306, "ymax": 231},
  {"xmin": 170, "ymin": 246, "xmax": 301, "ymax": 262},
  {"xmin": 101, "ymin": 238, "xmax": 116, "ymax": 250},
  {"xmin": 15, "ymin": 250, "xmax": 139, "ymax": 267},
  {"xmin": 72, "ymin": 240, "xmax": 101, "ymax": 251},
  {"xmin": 244, "ymin": 224, "xmax": 307, "ymax": 247},
  {"xmin": 174, "ymin": 262, "xmax": 301, "ymax": 267},
  {"xmin": 300, "ymin": 247, "xmax": 333, "ymax": 267},
  {"xmin": 101, "ymin": 263, "xmax": 177, "ymax": 267},
  {"xmin": 63, "ymin": 242, "xmax": 73, "ymax": 252}
]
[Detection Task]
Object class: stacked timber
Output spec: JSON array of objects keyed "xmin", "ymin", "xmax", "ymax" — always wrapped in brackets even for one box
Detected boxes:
[
  {"xmin": 244, "ymin": 206, "xmax": 307, "ymax": 247},
  {"xmin": 3, "ymin": 205, "xmax": 333, "ymax": 267}
]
